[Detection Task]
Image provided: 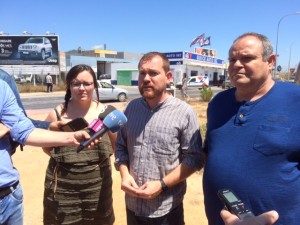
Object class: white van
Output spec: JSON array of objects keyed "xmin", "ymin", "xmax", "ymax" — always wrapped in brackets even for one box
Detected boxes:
[{"xmin": 175, "ymin": 76, "xmax": 209, "ymax": 89}]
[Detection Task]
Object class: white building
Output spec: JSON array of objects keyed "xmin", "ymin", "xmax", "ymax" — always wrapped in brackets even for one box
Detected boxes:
[{"xmin": 110, "ymin": 51, "xmax": 227, "ymax": 86}]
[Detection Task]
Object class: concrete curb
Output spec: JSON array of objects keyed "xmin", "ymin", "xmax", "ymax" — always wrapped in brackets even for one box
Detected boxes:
[
  {"xmin": 25, "ymin": 102, "xmax": 128, "ymax": 117},
  {"xmin": 20, "ymin": 91, "xmax": 66, "ymax": 98}
]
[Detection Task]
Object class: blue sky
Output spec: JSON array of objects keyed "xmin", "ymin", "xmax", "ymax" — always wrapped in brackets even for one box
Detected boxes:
[{"xmin": 1, "ymin": 0, "xmax": 300, "ymax": 71}]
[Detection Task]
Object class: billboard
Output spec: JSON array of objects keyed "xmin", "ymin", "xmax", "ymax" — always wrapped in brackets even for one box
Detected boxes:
[
  {"xmin": 194, "ymin": 47, "xmax": 217, "ymax": 57},
  {"xmin": 184, "ymin": 51, "xmax": 224, "ymax": 65},
  {"xmin": 0, "ymin": 35, "xmax": 59, "ymax": 65}
]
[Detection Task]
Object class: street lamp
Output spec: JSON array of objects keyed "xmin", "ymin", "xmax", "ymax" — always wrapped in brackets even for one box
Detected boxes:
[{"xmin": 273, "ymin": 12, "xmax": 300, "ymax": 78}]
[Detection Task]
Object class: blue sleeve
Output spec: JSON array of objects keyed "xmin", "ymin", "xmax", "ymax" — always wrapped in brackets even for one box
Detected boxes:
[
  {"xmin": 0, "ymin": 70, "xmax": 50, "ymax": 130},
  {"xmin": 114, "ymin": 124, "xmax": 129, "ymax": 170},
  {"xmin": 114, "ymin": 107, "xmax": 130, "ymax": 171},
  {"xmin": 31, "ymin": 119, "xmax": 50, "ymax": 129},
  {"xmin": 0, "ymin": 81, "xmax": 35, "ymax": 145},
  {"xmin": 0, "ymin": 70, "xmax": 26, "ymax": 113}
]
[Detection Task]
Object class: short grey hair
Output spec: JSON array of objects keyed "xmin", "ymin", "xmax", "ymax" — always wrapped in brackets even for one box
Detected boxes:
[{"xmin": 230, "ymin": 32, "xmax": 273, "ymax": 61}]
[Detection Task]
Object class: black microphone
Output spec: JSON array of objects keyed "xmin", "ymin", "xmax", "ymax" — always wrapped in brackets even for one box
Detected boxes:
[
  {"xmin": 98, "ymin": 105, "xmax": 116, "ymax": 120},
  {"xmin": 77, "ymin": 109, "xmax": 127, "ymax": 153},
  {"xmin": 86, "ymin": 105, "xmax": 117, "ymax": 136}
]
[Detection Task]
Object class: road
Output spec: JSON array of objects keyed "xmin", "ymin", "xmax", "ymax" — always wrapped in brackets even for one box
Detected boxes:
[{"xmin": 20, "ymin": 86, "xmax": 223, "ymax": 111}]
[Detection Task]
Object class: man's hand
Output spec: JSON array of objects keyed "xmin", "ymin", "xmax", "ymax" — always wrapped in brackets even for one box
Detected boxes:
[
  {"xmin": 120, "ymin": 174, "xmax": 140, "ymax": 197},
  {"xmin": 0, "ymin": 122, "xmax": 10, "ymax": 138},
  {"xmin": 49, "ymin": 121, "xmax": 66, "ymax": 131},
  {"xmin": 135, "ymin": 180, "xmax": 162, "ymax": 199},
  {"xmin": 220, "ymin": 209, "xmax": 279, "ymax": 225},
  {"xmin": 72, "ymin": 130, "xmax": 101, "ymax": 149}
]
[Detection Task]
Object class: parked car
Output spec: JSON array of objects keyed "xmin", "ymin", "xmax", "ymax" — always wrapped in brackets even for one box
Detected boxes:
[
  {"xmin": 94, "ymin": 81, "xmax": 128, "ymax": 102},
  {"xmin": 175, "ymin": 76, "xmax": 209, "ymax": 89},
  {"xmin": 98, "ymin": 79, "xmax": 111, "ymax": 84},
  {"xmin": 222, "ymin": 77, "xmax": 234, "ymax": 89},
  {"xmin": 98, "ymin": 74, "xmax": 112, "ymax": 84},
  {"xmin": 13, "ymin": 75, "xmax": 26, "ymax": 84},
  {"xmin": 98, "ymin": 74, "xmax": 111, "ymax": 79},
  {"xmin": 18, "ymin": 37, "xmax": 52, "ymax": 60}
]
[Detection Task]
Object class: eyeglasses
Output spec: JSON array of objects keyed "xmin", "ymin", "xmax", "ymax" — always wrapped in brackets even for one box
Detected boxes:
[{"xmin": 71, "ymin": 82, "xmax": 94, "ymax": 89}]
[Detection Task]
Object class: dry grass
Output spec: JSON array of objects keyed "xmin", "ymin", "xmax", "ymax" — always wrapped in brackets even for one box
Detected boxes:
[
  {"xmin": 17, "ymin": 82, "xmax": 65, "ymax": 93},
  {"xmin": 185, "ymin": 98, "xmax": 208, "ymax": 139}
]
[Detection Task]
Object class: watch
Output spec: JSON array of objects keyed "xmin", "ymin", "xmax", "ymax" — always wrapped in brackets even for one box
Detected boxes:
[{"xmin": 160, "ymin": 179, "xmax": 168, "ymax": 192}]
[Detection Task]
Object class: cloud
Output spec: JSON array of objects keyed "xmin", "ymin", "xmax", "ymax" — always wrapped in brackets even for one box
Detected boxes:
[{"xmin": 93, "ymin": 45, "xmax": 104, "ymax": 50}]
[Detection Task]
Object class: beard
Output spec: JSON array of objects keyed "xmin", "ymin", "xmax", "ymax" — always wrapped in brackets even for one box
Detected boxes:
[{"xmin": 139, "ymin": 84, "xmax": 164, "ymax": 99}]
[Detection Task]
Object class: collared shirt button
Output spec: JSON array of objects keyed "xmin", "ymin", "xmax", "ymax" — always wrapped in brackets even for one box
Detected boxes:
[{"xmin": 239, "ymin": 114, "xmax": 244, "ymax": 118}]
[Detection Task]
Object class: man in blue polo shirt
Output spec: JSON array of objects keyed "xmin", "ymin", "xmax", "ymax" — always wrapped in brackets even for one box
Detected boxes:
[{"xmin": 203, "ymin": 32, "xmax": 300, "ymax": 224}]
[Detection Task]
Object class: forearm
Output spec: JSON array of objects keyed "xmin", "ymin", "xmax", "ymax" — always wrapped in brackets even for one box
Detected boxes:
[
  {"xmin": 25, "ymin": 128, "xmax": 79, "ymax": 147},
  {"xmin": 162, "ymin": 163, "xmax": 196, "ymax": 188},
  {"xmin": 108, "ymin": 131, "xmax": 117, "ymax": 154},
  {"xmin": 114, "ymin": 136, "xmax": 130, "ymax": 170},
  {"xmin": 119, "ymin": 164, "xmax": 130, "ymax": 178}
]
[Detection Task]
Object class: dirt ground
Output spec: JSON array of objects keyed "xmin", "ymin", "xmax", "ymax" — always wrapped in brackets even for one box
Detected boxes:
[{"xmin": 12, "ymin": 100, "xmax": 209, "ymax": 225}]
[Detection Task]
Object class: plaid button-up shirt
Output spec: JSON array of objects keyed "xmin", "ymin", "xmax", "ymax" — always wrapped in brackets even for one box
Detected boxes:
[{"xmin": 115, "ymin": 95, "xmax": 203, "ymax": 217}]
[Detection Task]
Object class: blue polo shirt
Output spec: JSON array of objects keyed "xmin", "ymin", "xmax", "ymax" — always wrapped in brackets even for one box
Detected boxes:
[
  {"xmin": 203, "ymin": 81, "xmax": 300, "ymax": 225},
  {"xmin": 0, "ymin": 80, "xmax": 35, "ymax": 188}
]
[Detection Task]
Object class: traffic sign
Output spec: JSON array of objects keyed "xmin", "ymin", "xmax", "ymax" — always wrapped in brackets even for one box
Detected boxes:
[{"xmin": 277, "ymin": 65, "xmax": 282, "ymax": 72}]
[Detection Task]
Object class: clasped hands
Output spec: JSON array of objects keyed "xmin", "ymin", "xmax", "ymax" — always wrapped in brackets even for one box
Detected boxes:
[{"xmin": 121, "ymin": 174, "xmax": 162, "ymax": 200}]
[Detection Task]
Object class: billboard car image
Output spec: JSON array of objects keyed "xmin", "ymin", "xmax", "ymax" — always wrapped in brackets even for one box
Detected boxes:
[
  {"xmin": 0, "ymin": 35, "xmax": 59, "ymax": 65},
  {"xmin": 18, "ymin": 37, "xmax": 52, "ymax": 60}
]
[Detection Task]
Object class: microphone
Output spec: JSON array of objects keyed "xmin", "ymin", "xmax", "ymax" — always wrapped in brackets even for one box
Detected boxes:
[
  {"xmin": 86, "ymin": 118, "xmax": 103, "ymax": 135},
  {"xmin": 78, "ymin": 105, "xmax": 117, "ymax": 149},
  {"xmin": 98, "ymin": 105, "xmax": 116, "ymax": 120},
  {"xmin": 77, "ymin": 109, "xmax": 127, "ymax": 153},
  {"xmin": 86, "ymin": 105, "xmax": 117, "ymax": 136}
]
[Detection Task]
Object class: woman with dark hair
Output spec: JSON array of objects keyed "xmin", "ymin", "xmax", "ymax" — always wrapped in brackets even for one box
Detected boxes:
[{"xmin": 42, "ymin": 64, "xmax": 116, "ymax": 225}]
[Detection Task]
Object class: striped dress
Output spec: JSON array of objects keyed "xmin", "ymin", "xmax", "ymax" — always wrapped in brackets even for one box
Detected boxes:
[{"xmin": 43, "ymin": 110, "xmax": 115, "ymax": 225}]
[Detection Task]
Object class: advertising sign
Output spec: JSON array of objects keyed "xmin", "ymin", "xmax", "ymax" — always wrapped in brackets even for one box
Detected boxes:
[
  {"xmin": 0, "ymin": 35, "xmax": 59, "ymax": 65},
  {"xmin": 170, "ymin": 60, "xmax": 183, "ymax": 65},
  {"xmin": 184, "ymin": 52, "xmax": 224, "ymax": 65},
  {"xmin": 194, "ymin": 47, "xmax": 217, "ymax": 57},
  {"xmin": 164, "ymin": 52, "xmax": 183, "ymax": 59}
]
